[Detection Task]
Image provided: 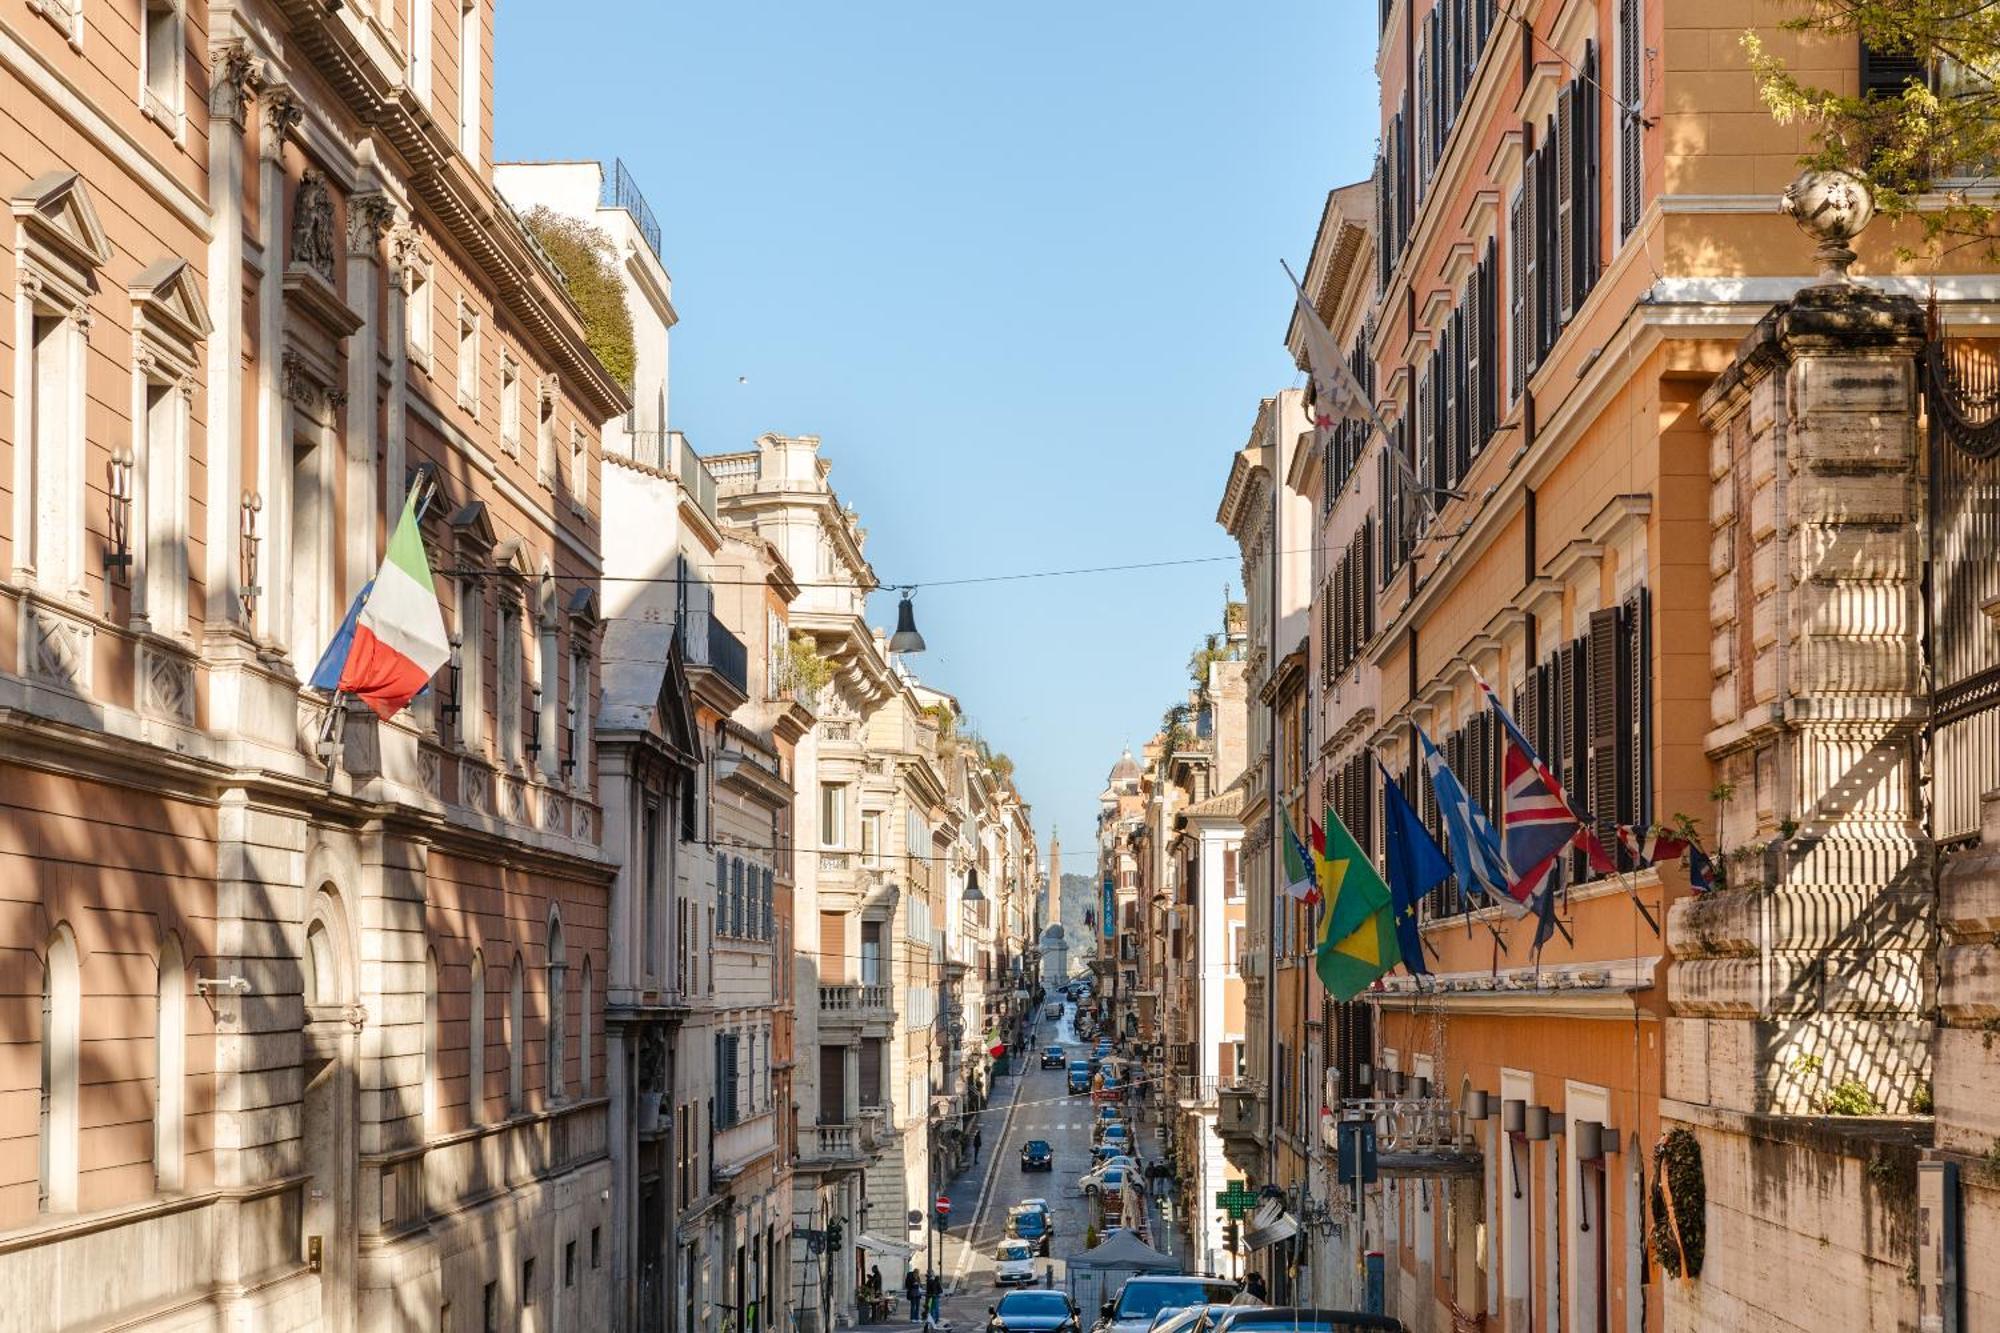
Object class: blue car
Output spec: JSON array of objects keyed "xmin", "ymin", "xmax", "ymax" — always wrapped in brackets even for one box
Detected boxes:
[{"xmin": 1067, "ymin": 1061, "xmax": 1092, "ymax": 1095}]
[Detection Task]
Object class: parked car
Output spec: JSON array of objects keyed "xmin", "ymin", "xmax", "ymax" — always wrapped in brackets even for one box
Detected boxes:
[
  {"xmin": 1007, "ymin": 1202, "xmax": 1053, "ymax": 1256},
  {"xmin": 989, "ymin": 1290, "xmax": 1082, "ymax": 1333},
  {"xmin": 1067, "ymin": 1061, "xmax": 1093, "ymax": 1095},
  {"xmin": 1041, "ymin": 1045, "xmax": 1067, "ymax": 1070},
  {"xmin": 1093, "ymin": 1277, "xmax": 1244, "ymax": 1333},
  {"xmin": 1209, "ymin": 1308, "xmax": 1405, "ymax": 1333},
  {"xmin": 1093, "ymin": 1118, "xmax": 1130, "ymax": 1146},
  {"xmin": 1091, "ymin": 1139, "xmax": 1134, "ymax": 1164},
  {"xmin": 1146, "ymin": 1304, "xmax": 1249, "ymax": 1333},
  {"xmin": 1020, "ymin": 1138, "xmax": 1053, "ymax": 1171},
  {"xmin": 1046, "ymin": 1002, "xmax": 1064, "ymax": 1019},
  {"xmin": 994, "ymin": 1240, "xmax": 1039, "ymax": 1287},
  {"xmin": 1079, "ymin": 1160, "xmax": 1133, "ymax": 1197}
]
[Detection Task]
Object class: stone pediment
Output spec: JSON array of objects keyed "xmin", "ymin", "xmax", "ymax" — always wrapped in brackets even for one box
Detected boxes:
[
  {"xmin": 448, "ymin": 500, "xmax": 497, "ymax": 554},
  {"xmin": 128, "ymin": 258, "xmax": 212, "ymax": 352},
  {"xmin": 282, "ymin": 264, "xmax": 364, "ymax": 341},
  {"xmin": 10, "ymin": 170, "xmax": 112, "ymax": 280}
]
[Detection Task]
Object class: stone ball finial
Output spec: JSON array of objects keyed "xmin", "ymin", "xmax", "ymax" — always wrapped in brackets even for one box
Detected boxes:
[{"xmin": 1780, "ymin": 168, "xmax": 1876, "ymax": 285}]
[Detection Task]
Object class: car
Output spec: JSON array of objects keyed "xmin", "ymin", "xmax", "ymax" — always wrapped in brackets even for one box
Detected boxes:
[
  {"xmin": 1087, "ymin": 1055, "xmax": 1105, "ymax": 1076},
  {"xmin": 1095, "ymin": 1105, "xmax": 1123, "ymax": 1126},
  {"xmin": 1146, "ymin": 1304, "xmax": 1249, "ymax": 1333},
  {"xmin": 1046, "ymin": 1002, "xmax": 1064, "ymax": 1019},
  {"xmin": 1091, "ymin": 1139, "xmax": 1136, "ymax": 1164},
  {"xmin": 1093, "ymin": 1277, "xmax": 1245, "ymax": 1333},
  {"xmin": 1020, "ymin": 1139, "xmax": 1053, "ymax": 1171},
  {"xmin": 1092, "ymin": 1116, "xmax": 1128, "ymax": 1142},
  {"xmin": 1007, "ymin": 1202, "xmax": 1053, "ymax": 1256},
  {"xmin": 1079, "ymin": 1160, "xmax": 1133, "ymax": 1197},
  {"xmin": 994, "ymin": 1239, "xmax": 1039, "ymax": 1287},
  {"xmin": 1041, "ymin": 1046, "xmax": 1067, "ymax": 1070},
  {"xmin": 989, "ymin": 1290, "xmax": 1083, "ymax": 1333},
  {"xmin": 1067, "ymin": 1062, "xmax": 1092, "ymax": 1095},
  {"xmin": 1208, "ymin": 1308, "xmax": 1404, "ymax": 1333}
]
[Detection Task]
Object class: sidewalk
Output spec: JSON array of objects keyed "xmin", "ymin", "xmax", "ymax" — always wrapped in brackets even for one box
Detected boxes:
[{"xmin": 936, "ymin": 1057, "xmax": 1032, "ymax": 1293}]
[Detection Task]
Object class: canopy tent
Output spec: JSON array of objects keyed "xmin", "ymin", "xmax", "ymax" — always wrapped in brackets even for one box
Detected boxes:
[{"xmin": 1062, "ymin": 1230, "xmax": 1178, "ymax": 1317}]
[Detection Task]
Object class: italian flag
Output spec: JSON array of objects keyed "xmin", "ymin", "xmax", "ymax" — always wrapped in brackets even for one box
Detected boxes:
[{"xmin": 310, "ymin": 491, "xmax": 451, "ymax": 719}]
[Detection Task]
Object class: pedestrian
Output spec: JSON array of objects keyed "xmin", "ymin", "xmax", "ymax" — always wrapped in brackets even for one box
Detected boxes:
[
  {"xmin": 1243, "ymin": 1271, "xmax": 1267, "ymax": 1302},
  {"xmin": 905, "ymin": 1269, "xmax": 922, "ymax": 1321},
  {"xmin": 974, "ymin": 1127, "xmax": 984, "ymax": 1161},
  {"xmin": 1043, "ymin": 1263, "xmax": 1054, "ymax": 1289},
  {"xmin": 925, "ymin": 1269, "xmax": 942, "ymax": 1323}
]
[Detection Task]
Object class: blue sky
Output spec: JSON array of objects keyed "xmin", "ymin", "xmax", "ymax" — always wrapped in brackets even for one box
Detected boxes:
[{"xmin": 497, "ymin": 2, "xmax": 1379, "ymax": 873}]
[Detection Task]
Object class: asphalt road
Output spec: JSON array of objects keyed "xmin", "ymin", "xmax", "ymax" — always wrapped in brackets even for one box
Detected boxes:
[{"xmin": 924, "ymin": 1002, "xmax": 1167, "ymax": 1331}]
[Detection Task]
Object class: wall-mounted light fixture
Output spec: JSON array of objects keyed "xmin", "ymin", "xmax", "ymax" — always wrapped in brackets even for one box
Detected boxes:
[{"xmin": 1462, "ymin": 1089, "xmax": 1491, "ymax": 1121}]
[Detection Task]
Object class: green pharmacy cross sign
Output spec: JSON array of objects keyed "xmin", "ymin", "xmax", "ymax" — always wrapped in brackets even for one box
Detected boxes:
[{"xmin": 1216, "ymin": 1181, "xmax": 1259, "ymax": 1219}]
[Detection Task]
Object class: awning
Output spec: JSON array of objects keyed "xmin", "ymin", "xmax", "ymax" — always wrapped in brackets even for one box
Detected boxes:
[{"xmin": 856, "ymin": 1232, "xmax": 914, "ymax": 1263}]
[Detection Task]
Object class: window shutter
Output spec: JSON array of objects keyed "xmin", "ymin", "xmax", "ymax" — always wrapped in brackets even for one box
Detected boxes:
[
  {"xmin": 1441, "ymin": 315, "xmax": 1461, "ymax": 493},
  {"xmin": 1509, "ymin": 192, "xmax": 1528, "ymax": 400},
  {"xmin": 1362, "ymin": 517, "xmax": 1376, "ymax": 637},
  {"xmin": 1431, "ymin": 348, "xmax": 1449, "ymax": 495},
  {"xmin": 1556, "ymin": 642, "xmax": 1581, "ymax": 879},
  {"xmin": 1378, "ymin": 450, "xmax": 1394, "ymax": 575},
  {"xmin": 1588, "ymin": 607, "xmax": 1622, "ymax": 868},
  {"xmin": 1454, "ymin": 300, "xmax": 1472, "ymax": 480},
  {"xmin": 1618, "ymin": 0, "xmax": 1644, "ymax": 239},
  {"xmin": 1416, "ymin": 369, "xmax": 1434, "ymax": 505},
  {"xmin": 1416, "ymin": 23, "xmax": 1432, "ymax": 188},
  {"xmin": 1860, "ymin": 42, "xmax": 1929, "ymax": 99},
  {"xmin": 1522, "ymin": 150, "xmax": 1541, "ymax": 374},
  {"xmin": 1624, "ymin": 585, "xmax": 1653, "ymax": 837},
  {"xmin": 1464, "ymin": 272, "xmax": 1483, "ymax": 457},
  {"xmin": 1577, "ymin": 44, "xmax": 1600, "ymax": 306},
  {"xmin": 1555, "ymin": 84, "xmax": 1576, "ymax": 322}
]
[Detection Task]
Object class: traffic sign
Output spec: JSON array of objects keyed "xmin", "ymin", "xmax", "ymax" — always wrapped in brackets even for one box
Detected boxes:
[
  {"xmin": 1215, "ymin": 1180, "xmax": 1259, "ymax": 1219},
  {"xmin": 935, "ymin": 1193, "xmax": 952, "ymax": 1215}
]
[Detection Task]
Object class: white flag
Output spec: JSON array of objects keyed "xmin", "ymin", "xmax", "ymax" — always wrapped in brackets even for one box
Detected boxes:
[{"xmin": 1286, "ymin": 262, "xmax": 1370, "ymax": 438}]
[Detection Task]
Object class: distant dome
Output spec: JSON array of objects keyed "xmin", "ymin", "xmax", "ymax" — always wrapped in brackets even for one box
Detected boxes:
[{"xmin": 1109, "ymin": 749, "xmax": 1141, "ymax": 783}]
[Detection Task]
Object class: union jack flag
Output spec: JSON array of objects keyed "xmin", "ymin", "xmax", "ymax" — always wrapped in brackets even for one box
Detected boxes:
[{"xmin": 1474, "ymin": 671, "xmax": 1616, "ymax": 903}]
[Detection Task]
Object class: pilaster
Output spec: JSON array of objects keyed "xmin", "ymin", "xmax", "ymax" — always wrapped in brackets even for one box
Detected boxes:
[{"xmin": 1670, "ymin": 284, "xmax": 1934, "ymax": 1117}]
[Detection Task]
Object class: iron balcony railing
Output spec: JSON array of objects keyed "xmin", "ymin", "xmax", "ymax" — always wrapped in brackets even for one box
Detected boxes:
[
  {"xmin": 679, "ymin": 609, "xmax": 749, "ymax": 696},
  {"xmin": 599, "ymin": 157, "xmax": 663, "ymax": 263}
]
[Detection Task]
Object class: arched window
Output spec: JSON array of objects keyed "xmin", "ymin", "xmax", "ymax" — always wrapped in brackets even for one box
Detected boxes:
[
  {"xmin": 578, "ymin": 956, "xmax": 594, "ymax": 1097},
  {"xmin": 547, "ymin": 915, "xmax": 568, "ymax": 1104},
  {"xmin": 423, "ymin": 949, "xmax": 440, "ymax": 1137},
  {"xmin": 156, "ymin": 933, "xmax": 186, "ymax": 1193},
  {"xmin": 508, "ymin": 953, "xmax": 525, "ymax": 1113},
  {"xmin": 41, "ymin": 924, "xmax": 80, "ymax": 1213},
  {"xmin": 304, "ymin": 919, "xmax": 338, "ymax": 1009},
  {"xmin": 468, "ymin": 951, "xmax": 487, "ymax": 1126}
]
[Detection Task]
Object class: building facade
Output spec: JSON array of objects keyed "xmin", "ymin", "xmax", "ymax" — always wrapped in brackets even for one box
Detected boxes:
[{"xmin": 1, "ymin": 1, "xmax": 628, "ymax": 1327}]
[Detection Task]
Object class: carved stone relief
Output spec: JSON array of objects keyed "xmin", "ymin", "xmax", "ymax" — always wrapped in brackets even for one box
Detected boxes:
[
  {"xmin": 139, "ymin": 641, "xmax": 195, "ymax": 724},
  {"xmin": 24, "ymin": 600, "xmax": 93, "ymax": 695},
  {"xmin": 292, "ymin": 168, "xmax": 337, "ymax": 281}
]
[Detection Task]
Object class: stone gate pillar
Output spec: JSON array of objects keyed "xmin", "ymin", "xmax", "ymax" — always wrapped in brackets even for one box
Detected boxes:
[{"xmin": 1662, "ymin": 274, "xmax": 1935, "ymax": 1332}]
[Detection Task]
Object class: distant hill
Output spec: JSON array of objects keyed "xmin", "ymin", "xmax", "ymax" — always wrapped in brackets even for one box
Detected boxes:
[{"xmin": 1058, "ymin": 872, "xmax": 1099, "ymax": 966}]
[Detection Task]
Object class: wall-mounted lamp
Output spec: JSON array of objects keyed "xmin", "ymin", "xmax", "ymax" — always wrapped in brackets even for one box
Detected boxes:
[
  {"xmin": 1525, "ymin": 1105, "xmax": 1553, "ymax": 1142},
  {"xmin": 105, "ymin": 448, "xmax": 135, "ymax": 580},
  {"xmin": 1462, "ymin": 1089, "xmax": 1491, "ymax": 1121},
  {"xmin": 561, "ymin": 702, "xmax": 578, "ymax": 776},
  {"xmin": 440, "ymin": 632, "xmax": 464, "ymax": 725},
  {"xmin": 527, "ymin": 682, "xmax": 544, "ymax": 759},
  {"xmin": 1502, "ymin": 1098, "xmax": 1526, "ymax": 1134}
]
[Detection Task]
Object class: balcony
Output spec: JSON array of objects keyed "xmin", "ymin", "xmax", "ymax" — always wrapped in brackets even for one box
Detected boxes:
[
  {"xmin": 610, "ymin": 430, "xmax": 721, "ymax": 530},
  {"xmin": 600, "ymin": 157, "xmax": 663, "ymax": 263},
  {"xmin": 798, "ymin": 1122, "xmax": 868, "ymax": 1171},
  {"xmin": 679, "ymin": 609, "xmax": 749, "ymax": 699},
  {"xmin": 819, "ymin": 983, "xmax": 895, "ymax": 1031},
  {"xmin": 1216, "ymin": 1081, "xmax": 1266, "ymax": 1170}
]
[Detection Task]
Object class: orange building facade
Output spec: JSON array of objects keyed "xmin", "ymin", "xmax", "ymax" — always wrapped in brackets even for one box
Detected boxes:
[{"xmin": 1, "ymin": 1, "xmax": 629, "ymax": 1327}]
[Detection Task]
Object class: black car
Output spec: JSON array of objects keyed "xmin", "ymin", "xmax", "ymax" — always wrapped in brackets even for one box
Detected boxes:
[
  {"xmin": 1040, "ymin": 1045, "xmax": 1066, "ymax": 1070},
  {"xmin": 990, "ymin": 1291, "xmax": 1082, "ymax": 1333},
  {"xmin": 1020, "ymin": 1138, "xmax": 1053, "ymax": 1171}
]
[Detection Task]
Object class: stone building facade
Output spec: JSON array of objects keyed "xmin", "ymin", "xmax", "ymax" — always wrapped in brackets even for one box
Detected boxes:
[{"xmin": 0, "ymin": 1, "xmax": 628, "ymax": 1328}]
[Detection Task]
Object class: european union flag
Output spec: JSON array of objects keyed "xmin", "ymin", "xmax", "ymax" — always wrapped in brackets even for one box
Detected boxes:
[{"xmin": 1378, "ymin": 760, "xmax": 1450, "ymax": 977}]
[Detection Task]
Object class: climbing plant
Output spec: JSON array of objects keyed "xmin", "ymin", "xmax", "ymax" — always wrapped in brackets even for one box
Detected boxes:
[
  {"xmin": 1650, "ymin": 1128, "xmax": 1707, "ymax": 1279},
  {"xmin": 520, "ymin": 205, "xmax": 637, "ymax": 389}
]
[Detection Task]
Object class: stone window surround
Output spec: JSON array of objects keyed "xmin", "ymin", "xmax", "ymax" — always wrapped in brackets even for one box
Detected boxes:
[
  {"xmin": 126, "ymin": 257, "xmax": 210, "ymax": 641},
  {"xmin": 27, "ymin": 0, "xmax": 83, "ymax": 51},
  {"xmin": 405, "ymin": 245, "xmax": 435, "ymax": 372},
  {"xmin": 455, "ymin": 293, "xmax": 481, "ymax": 416},
  {"xmin": 136, "ymin": 0, "xmax": 186, "ymax": 138}
]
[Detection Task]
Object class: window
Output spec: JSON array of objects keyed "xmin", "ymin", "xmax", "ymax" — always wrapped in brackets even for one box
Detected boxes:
[
  {"xmin": 537, "ymin": 600, "xmax": 560, "ymax": 777},
  {"xmin": 133, "ymin": 359, "xmax": 194, "ymax": 638},
  {"xmin": 536, "ymin": 387, "xmax": 557, "ymax": 489},
  {"xmin": 860, "ymin": 920, "xmax": 884, "ymax": 986},
  {"xmin": 456, "ymin": 298, "xmax": 480, "ymax": 413},
  {"xmin": 483, "ymin": 1280, "xmax": 499, "ymax": 1333},
  {"xmin": 1222, "ymin": 848, "xmax": 1240, "ymax": 902},
  {"xmin": 458, "ymin": 0, "xmax": 481, "ymax": 161},
  {"xmin": 819, "ymin": 783, "xmax": 846, "ymax": 848},
  {"xmin": 1616, "ymin": 0, "xmax": 1644, "ymax": 242},
  {"xmin": 643, "ymin": 802, "xmax": 661, "ymax": 979},
  {"xmin": 424, "ymin": 949, "xmax": 440, "ymax": 1136},
  {"xmin": 715, "ymin": 1033, "xmax": 740, "ymax": 1126},
  {"xmin": 569, "ymin": 424, "xmax": 589, "ymax": 504},
  {"xmin": 140, "ymin": 0, "xmax": 183, "ymax": 128},
  {"xmin": 859, "ymin": 1037, "xmax": 884, "ymax": 1109},
  {"xmin": 304, "ymin": 920, "xmax": 339, "ymax": 1008},
  {"xmin": 155, "ymin": 934, "xmax": 186, "ymax": 1192},
  {"xmin": 468, "ymin": 951, "xmax": 487, "ymax": 1125},
  {"xmin": 409, "ymin": 0, "xmax": 433, "ymax": 103},
  {"xmin": 521, "ymin": 1257, "xmax": 535, "ymax": 1308},
  {"xmin": 578, "ymin": 956, "xmax": 594, "ymax": 1095},
  {"xmin": 547, "ymin": 915, "xmax": 568, "ymax": 1103},
  {"xmin": 40, "ymin": 924, "xmax": 80, "ymax": 1213},
  {"xmin": 407, "ymin": 258, "xmax": 433, "ymax": 370},
  {"xmin": 499, "ymin": 354, "xmax": 521, "ymax": 456},
  {"xmin": 497, "ymin": 596, "xmax": 522, "ymax": 765},
  {"xmin": 507, "ymin": 954, "xmax": 524, "ymax": 1113},
  {"xmin": 732, "ymin": 858, "xmax": 747, "ymax": 937},
  {"xmin": 568, "ymin": 645, "xmax": 591, "ymax": 791},
  {"xmin": 860, "ymin": 811, "xmax": 882, "ymax": 866},
  {"xmin": 591, "ymin": 1226, "xmax": 602, "ymax": 1268},
  {"xmin": 565, "ymin": 1240, "xmax": 577, "ymax": 1289},
  {"xmin": 456, "ymin": 576, "xmax": 485, "ymax": 749}
]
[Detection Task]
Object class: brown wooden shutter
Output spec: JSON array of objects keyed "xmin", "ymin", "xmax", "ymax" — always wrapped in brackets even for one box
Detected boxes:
[
  {"xmin": 1618, "ymin": 0, "xmax": 1643, "ymax": 239},
  {"xmin": 1522, "ymin": 148, "xmax": 1541, "ymax": 375},
  {"xmin": 1509, "ymin": 192, "xmax": 1528, "ymax": 400},
  {"xmin": 1588, "ymin": 607, "xmax": 1622, "ymax": 868},
  {"xmin": 1556, "ymin": 82, "xmax": 1576, "ymax": 322},
  {"xmin": 1625, "ymin": 585, "xmax": 1652, "ymax": 837},
  {"xmin": 1577, "ymin": 45, "xmax": 1600, "ymax": 308},
  {"xmin": 1860, "ymin": 43, "xmax": 1928, "ymax": 99}
]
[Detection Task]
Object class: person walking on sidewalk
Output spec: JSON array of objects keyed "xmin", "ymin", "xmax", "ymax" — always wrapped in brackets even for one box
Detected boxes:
[
  {"xmin": 905, "ymin": 1269, "xmax": 922, "ymax": 1321},
  {"xmin": 974, "ymin": 1127, "xmax": 984, "ymax": 1161},
  {"xmin": 925, "ymin": 1270, "xmax": 942, "ymax": 1323}
]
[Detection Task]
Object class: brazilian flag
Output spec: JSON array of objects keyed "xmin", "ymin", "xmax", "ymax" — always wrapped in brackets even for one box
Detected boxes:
[{"xmin": 1314, "ymin": 806, "xmax": 1402, "ymax": 1001}]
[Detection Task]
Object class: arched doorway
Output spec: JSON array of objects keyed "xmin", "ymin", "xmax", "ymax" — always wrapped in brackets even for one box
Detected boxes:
[{"xmin": 301, "ymin": 888, "xmax": 359, "ymax": 1332}]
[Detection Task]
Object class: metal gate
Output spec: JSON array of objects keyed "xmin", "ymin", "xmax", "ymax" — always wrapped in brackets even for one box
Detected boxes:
[{"xmin": 1924, "ymin": 332, "xmax": 2000, "ymax": 850}]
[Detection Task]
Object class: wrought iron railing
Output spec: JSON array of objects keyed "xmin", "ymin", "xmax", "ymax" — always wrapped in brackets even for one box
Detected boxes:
[
  {"xmin": 679, "ymin": 609, "xmax": 748, "ymax": 695},
  {"xmin": 599, "ymin": 157, "xmax": 662, "ymax": 263}
]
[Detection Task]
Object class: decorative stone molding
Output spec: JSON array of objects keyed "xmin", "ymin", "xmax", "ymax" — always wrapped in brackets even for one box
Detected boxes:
[
  {"xmin": 261, "ymin": 87, "xmax": 302, "ymax": 159},
  {"xmin": 22, "ymin": 598, "xmax": 94, "ymax": 695},
  {"xmin": 346, "ymin": 191, "xmax": 395, "ymax": 258},
  {"xmin": 138, "ymin": 638, "xmax": 196, "ymax": 723},
  {"xmin": 208, "ymin": 41, "xmax": 263, "ymax": 124}
]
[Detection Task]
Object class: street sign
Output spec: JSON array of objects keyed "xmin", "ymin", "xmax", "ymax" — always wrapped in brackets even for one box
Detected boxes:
[
  {"xmin": 1215, "ymin": 1180, "xmax": 1258, "ymax": 1219},
  {"xmin": 935, "ymin": 1194, "xmax": 952, "ymax": 1215}
]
